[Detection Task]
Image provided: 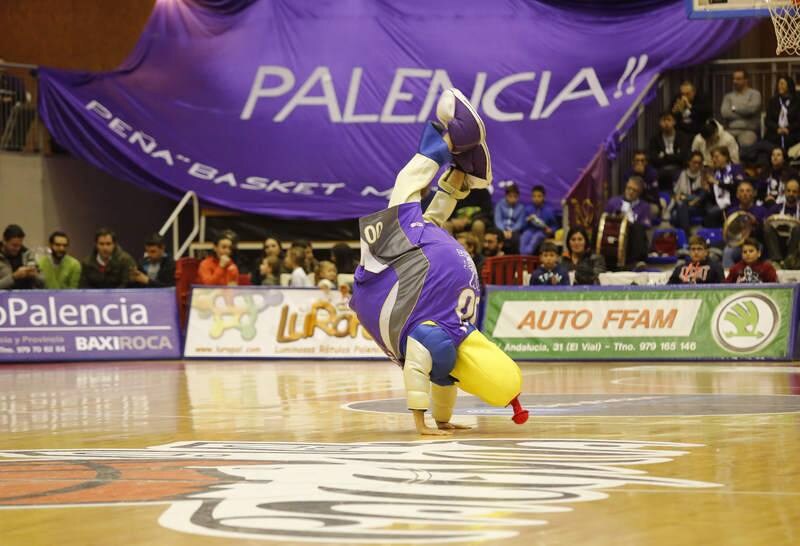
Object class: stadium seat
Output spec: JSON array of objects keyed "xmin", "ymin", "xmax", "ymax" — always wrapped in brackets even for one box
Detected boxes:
[
  {"xmin": 696, "ymin": 227, "xmax": 724, "ymax": 248},
  {"xmin": 174, "ymin": 257, "xmax": 200, "ymax": 327},
  {"xmin": 646, "ymin": 228, "xmax": 684, "ymax": 265},
  {"xmin": 481, "ymin": 255, "xmax": 539, "ymax": 286}
]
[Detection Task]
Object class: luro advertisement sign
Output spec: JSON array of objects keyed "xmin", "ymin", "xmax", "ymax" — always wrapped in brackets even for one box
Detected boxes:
[
  {"xmin": 482, "ymin": 285, "xmax": 798, "ymax": 361},
  {"xmin": 0, "ymin": 289, "xmax": 181, "ymax": 362},
  {"xmin": 183, "ymin": 287, "xmax": 383, "ymax": 359}
]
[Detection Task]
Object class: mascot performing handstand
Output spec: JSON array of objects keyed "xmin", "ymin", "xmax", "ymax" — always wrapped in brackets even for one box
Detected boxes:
[{"xmin": 350, "ymin": 88, "xmax": 529, "ymax": 435}]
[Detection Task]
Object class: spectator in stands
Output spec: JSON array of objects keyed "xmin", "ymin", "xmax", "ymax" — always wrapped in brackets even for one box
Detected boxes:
[
  {"xmin": 764, "ymin": 178, "xmax": 800, "ymax": 266},
  {"xmin": 447, "ymin": 187, "xmax": 493, "ymax": 239},
  {"xmin": 671, "ymin": 81, "xmax": 712, "ymax": 138},
  {"xmin": 562, "ymin": 226, "xmax": 605, "ymax": 285},
  {"xmin": 197, "ymin": 233, "xmax": 239, "ymax": 286},
  {"xmin": 722, "ymin": 180, "xmax": 767, "ymax": 268},
  {"xmin": 130, "ymin": 234, "xmax": 175, "ymax": 288},
  {"xmin": 330, "ymin": 242, "xmax": 355, "ymax": 274},
  {"xmin": 668, "ymin": 235, "xmax": 724, "ymax": 285},
  {"xmin": 264, "ymin": 236, "xmax": 283, "ymax": 261},
  {"xmin": 316, "ymin": 260, "xmax": 338, "ymax": 289},
  {"xmin": 705, "ymin": 146, "xmax": 745, "ymax": 228},
  {"xmin": 692, "ymin": 119, "xmax": 740, "ymax": 167},
  {"xmin": 530, "ymin": 242, "xmax": 569, "ymax": 286},
  {"xmin": 302, "ymin": 240, "xmax": 320, "ymax": 274},
  {"xmin": 762, "ymin": 147, "xmax": 797, "ymax": 207},
  {"xmin": 79, "ymin": 228, "xmax": 137, "ymax": 288},
  {"xmin": 252, "ymin": 235, "xmax": 284, "ymax": 284},
  {"xmin": 0, "ymin": 224, "xmax": 43, "ymax": 289},
  {"xmin": 38, "ymin": 231, "xmax": 81, "ymax": 289},
  {"xmin": 765, "ymin": 75, "xmax": 800, "ymax": 152},
  {"xmin": 725, "ymin": 238, "xmax": 777, "ymax": 284},
  {"xmin": 624, "ymin": 150, "xmax": 661, "ymax": 220},
  {"xmin": 669, "ymin": 151, "xmax": 707, "ymax": 232},
  {"xmin": 721, "ymin": 70, "xmax": 762, "ymax": 147},
  {"xmin": 258, "ymin": 255, "xmax": 281, "ymax": 286},
  {"xmin": 285, "ymin": 245, "xmax": 312, "ymax": 287},
  {"xmin": 520, "ymin": 185, "xmax": 557, "ymax": 255},
  {"xmin": 605, "ymin": 176, "xmax": 651, "ymax": 266},
  {"xmin": 649, "ymin": 111, "xmax": 691, "ymax": 190},
  {"xmin": 456, "ymin": 231, "xmax": 484, "ymax": 274},
  {"xmin": 483, "ymin": 227, "xmax": 505, "ymax": 258},
  {"xmin": 289, "ymin": 239, "xmax": 316, "ymax": 275},
  {"xmin": 494, "ymin": 183, "xmax": 525, "ymax": 254}
]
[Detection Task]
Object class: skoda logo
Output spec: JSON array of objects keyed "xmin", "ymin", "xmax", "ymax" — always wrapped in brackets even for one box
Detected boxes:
[{"xmin": 711, "ymin": 292, "xmax": 780, "ymax": 354}]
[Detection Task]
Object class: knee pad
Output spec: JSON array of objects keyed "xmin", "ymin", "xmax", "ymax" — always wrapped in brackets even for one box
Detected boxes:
[
  {"xmin": 407, "ymin": 322, "xmax": 457, "ymax": 387},
  {"xmin": 451, "ymin": 329, "xmax": 521, "ymax": 407}
]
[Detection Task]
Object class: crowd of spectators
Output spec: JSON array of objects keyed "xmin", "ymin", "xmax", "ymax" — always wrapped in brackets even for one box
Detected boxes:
[
  {"xmin": 3, "ymin": 72, "xmax": 796, "ymax": 292},
  {"xmin": 429, "ymin": 71, "xmax": 800, "ymax": 287},
  {"xmin": 0, "ymin": 224, "xmax": 358, "ymax": 292}
]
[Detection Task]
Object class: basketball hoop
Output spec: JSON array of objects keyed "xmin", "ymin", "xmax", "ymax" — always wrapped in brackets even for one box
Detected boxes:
[{"xmin": 766, "ymin": 0, "xmax": 800, "ymax": 55}]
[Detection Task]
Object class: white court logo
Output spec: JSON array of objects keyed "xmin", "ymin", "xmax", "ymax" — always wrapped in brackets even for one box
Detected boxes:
[
  {"xmin": 0, "ymin": 439, "xmax": 719, "ymax": 543},
  {"xmin": 711, "ymin": 292, "xmax": 780, "ymax": 353}
]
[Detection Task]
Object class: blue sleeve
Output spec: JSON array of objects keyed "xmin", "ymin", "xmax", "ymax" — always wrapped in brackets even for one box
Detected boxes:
[
  {"xmin": 511, "ymin": 204, "xmax": 526, "ymax": 232},
  {"xmin": 544, "ymin": 206, "xmax": 558, "ymax": 229},
  {"xmin": 494, "ymin": 202, "xmax": 505, "ymax": 229},
  {"xmin": 529, "ymin": 267, "xmax": 544, "ymax": 285}
]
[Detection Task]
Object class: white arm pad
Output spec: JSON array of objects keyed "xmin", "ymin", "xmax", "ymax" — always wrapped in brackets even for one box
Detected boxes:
[
  {"xmin": 403, "ymin": 336, "xmax": 433, "ymax": 410},
  {"xmin": 389, "ymin": 154, "xmax": 442, "ymax": 207},
  {"xmin": 431, "ymin": 384, "xmax": 457, "ymax": 423}
]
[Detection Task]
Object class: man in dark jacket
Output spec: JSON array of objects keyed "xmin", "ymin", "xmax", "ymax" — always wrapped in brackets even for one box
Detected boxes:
[
  {"xmin": 79, "ymin": 228, "xmax": 137, "ymax": 288},
  {"xmin": 649, "ymin": 111, "xmax": 691, "ymax": 190},
  {"xmin": 0, "ymin": 224, "xmax": 43, "ymax": 289},
  {"xmin": 130, "ymin": 233, "xmax": 176, "ymax": 288}
]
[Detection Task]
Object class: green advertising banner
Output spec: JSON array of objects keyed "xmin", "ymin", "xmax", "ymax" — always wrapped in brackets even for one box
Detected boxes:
[{"xmin": 482, "ymin": 285, "xmax": 799, "ymax": 360}]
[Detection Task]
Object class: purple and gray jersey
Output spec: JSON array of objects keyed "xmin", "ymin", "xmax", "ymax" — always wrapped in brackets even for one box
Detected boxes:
[{"xmin": 350, "ymin": 202, "xmax": 480, "ymax": 364}]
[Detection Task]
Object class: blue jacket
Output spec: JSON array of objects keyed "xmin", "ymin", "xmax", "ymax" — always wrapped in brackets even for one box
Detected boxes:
[
  {"xmin": 494, "ymin": 201, "xmax": 526, "ymax": 233},
  {"xmin": 523, "ymin": 203, "xmax": 558, "ymax": 234}
]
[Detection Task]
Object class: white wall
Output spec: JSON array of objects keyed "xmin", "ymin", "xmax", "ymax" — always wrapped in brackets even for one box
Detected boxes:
[{"xmin": 0, "ymin": 151, "xmax": 178, "ymax": 260}]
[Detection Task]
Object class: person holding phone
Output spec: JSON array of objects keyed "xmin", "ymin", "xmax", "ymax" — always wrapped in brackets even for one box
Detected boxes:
[{"xmin": 0, "ymin": 224, "xmax": 43, "ymax": 289}]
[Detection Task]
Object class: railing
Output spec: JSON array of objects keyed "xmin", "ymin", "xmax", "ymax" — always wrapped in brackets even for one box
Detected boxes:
[
  {"xmin": 158, "ymin": 190, "xmax": 200, "ymax": 259},
  {"xmin": 0, "ymin": 62, "xmax": 43, "ymax": 153}
]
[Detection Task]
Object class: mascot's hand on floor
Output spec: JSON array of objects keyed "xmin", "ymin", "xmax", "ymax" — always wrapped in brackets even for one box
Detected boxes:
[
  {"xmin": 436, "ymin": 420, "xmax": 473, "ymax": 431},
  {"xmin": 413, "ymin": 409, "xmax": 454, "ymax": 436}
]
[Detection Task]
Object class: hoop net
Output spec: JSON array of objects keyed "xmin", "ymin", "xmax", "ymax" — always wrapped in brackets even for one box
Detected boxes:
[{"xmin": 766, "ymin": 0, "xmax": 800, "ymax": 56}]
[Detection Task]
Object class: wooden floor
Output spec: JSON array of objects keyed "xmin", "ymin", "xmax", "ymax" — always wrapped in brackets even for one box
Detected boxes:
[{"xmin": 0, "ymin": 359, "xmax": 799, "ymax": 545}]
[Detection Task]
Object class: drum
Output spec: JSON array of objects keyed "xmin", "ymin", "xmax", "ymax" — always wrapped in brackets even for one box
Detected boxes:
[
  {"xmin": 765, "ymin": 213, "xmax": 800, "ymax": 239},
  {"xmin": 596, "ymin": 213, "xmax": 628, "ymax": 269},
  {"xmin": 723, "ymin": 211, "xmax": 758, "ymax": 247}
]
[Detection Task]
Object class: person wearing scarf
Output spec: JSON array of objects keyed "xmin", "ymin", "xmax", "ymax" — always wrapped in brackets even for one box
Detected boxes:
[{"xmin": 765, "ymin": 75, "xmax": 800, "ymax": 152}]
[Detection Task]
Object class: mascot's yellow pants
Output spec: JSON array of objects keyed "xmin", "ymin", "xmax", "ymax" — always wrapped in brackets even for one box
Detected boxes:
[{"xmin": 451, "ymin": 328, "xmax": 522, "ymax": 407}]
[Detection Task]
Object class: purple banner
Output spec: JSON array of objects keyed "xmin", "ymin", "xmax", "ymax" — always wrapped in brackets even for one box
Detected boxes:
[
  {"xmin": 0, "ymin": 289, "xmax": 181, "ymax": 362},
  {"xmin": 38, "ymin": 1, "xmax": 754, "ymax": 219}
]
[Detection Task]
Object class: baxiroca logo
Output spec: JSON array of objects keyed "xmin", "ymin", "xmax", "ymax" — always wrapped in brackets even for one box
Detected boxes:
[
  {"xmin": 711, "ymin": 292, "xmax": 781, "ymax": 354},
  {"xmin": 0, "ymin": 439, "xmax": 719, "ymax": 543}
]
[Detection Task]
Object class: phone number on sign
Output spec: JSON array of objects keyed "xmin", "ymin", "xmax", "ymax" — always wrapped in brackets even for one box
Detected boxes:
[{"xmin": 550, "ymin": 341, "xmax": 697, "ymax": 352}]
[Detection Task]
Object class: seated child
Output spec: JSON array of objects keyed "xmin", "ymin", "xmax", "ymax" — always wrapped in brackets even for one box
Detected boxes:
[
  {"xmin": 667, "ymin": 235, "xmax": 724, "ymax": 284},
  {"xmin": 316, "ymin": 260, "xmax": 338, "ymax": 289},
  {"xmin": 725, "ymin": 238, "xmax": 778, "ymax": 284},
  {"xmin": 520, "ymin": 185, "xmax": 557, "ymax": 255},
  {"xmin": 285, "ymin": 246, "xmax": 312, "ymax": 287},
  {"xmin": 258, "ymin": 255, "xmax": 281, "ymax": 286},
  {"xmin": 530, "ymin": 242, "xmax": 570, "ymax": 286}
]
